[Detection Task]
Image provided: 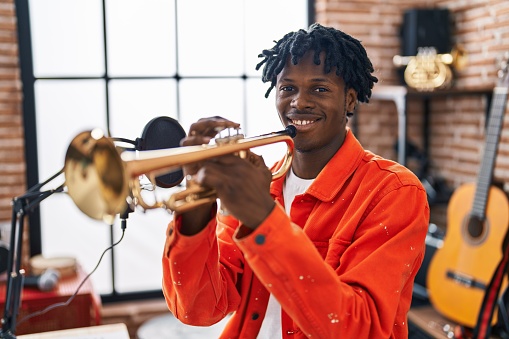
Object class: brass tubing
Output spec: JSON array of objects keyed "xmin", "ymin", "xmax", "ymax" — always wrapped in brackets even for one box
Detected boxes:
[{"xmin": 121, "ymin": 126, "xmax": 296, "ymax": 180}]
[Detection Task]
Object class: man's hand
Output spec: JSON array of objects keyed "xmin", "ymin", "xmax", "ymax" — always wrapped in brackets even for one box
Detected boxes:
[
  {"xmin": 180, "ymin": 116, "xmax": 241, "ymax": 178},
  {"xmin": 194, "ymin": 151, "xmax": 275, "ymax": 229},
  {"xmin": 179, "ymin": 116, "xmax": 275, "ymax": 230},
  {"xmin": 178, "ymin": 117, "xmax": 240, "ymax": 235}
]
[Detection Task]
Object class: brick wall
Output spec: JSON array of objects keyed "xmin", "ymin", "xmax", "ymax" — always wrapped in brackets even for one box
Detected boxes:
[{"xmin": 0, "ymin": 0, "xmax": 23, "ymax": 226}]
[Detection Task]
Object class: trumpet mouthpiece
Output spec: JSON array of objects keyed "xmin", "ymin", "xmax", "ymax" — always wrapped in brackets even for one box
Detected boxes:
[{"xmin": 286, "ymin": 125, "xmax": 297, "ymax": 138}]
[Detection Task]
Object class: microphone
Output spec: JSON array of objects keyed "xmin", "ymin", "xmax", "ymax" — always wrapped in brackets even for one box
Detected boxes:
[
  {"xmin": 23, "ymin": 268, "xmax": 60, "ymax": 291},
  {"xmin": 135, "ymin": 116, "xmax": 187, "ymax": 188}
]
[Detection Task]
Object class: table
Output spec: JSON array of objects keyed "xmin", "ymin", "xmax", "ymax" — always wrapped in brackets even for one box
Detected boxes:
[
  {"xmin": 17, "ymin": 323, "xmax": 129, "ymax": 339},
  {"xmin": 408, "ymin": 305, "xmax": 500, "ymax": 339},
  {"xmin": 408, "ymin": 305, "xmax": 458, "ymax": 338},
  {"xmin": 0, "ymin": 265, "xmax": 101, "ymax": 335}
]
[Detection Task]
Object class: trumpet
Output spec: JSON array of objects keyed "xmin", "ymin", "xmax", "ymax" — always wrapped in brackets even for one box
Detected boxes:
[{"xmin": 63, "ymin": 126, "xmax": 296, "ymax": 224}]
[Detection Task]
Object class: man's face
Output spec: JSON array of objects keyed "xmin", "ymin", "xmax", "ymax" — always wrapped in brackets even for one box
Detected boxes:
[{"xmin": 275, "ymin": 51, "xmax": 357, "ymax": 153}]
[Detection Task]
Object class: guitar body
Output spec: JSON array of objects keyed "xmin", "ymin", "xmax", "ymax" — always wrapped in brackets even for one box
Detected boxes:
[{"xmin": 427, "ymin": 183, "xmax": 509, "ymax": 328}]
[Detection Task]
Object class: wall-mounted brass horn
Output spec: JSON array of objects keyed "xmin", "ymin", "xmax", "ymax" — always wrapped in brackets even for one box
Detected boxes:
[
  {"xmin": 63, "ymin": 126, "xmax": 296, "ymax": 223},
  {"xmin": 393, "ymin": 45, "xmax": 468, "ymax": 91}
]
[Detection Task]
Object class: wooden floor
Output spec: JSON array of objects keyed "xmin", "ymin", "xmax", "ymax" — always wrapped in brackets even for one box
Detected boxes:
[
  {"xmin": 100, "ymin": 298, "xmax": 170, "ymax": 339},
  {"xmin": 100, "ymin": 298, "xmax": 229, "ymax": 339}
]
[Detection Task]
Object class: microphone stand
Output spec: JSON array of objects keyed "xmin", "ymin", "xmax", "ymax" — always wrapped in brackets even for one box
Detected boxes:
[
  {"xmin": 1, "ymin": 170, "xmax": 64, "ymax": 338},
  {"xmin": 0, "ymin": 135, "xmax": 142, "ymax": 338}
]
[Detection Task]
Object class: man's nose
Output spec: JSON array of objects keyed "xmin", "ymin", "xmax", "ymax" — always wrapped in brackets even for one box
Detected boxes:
[{"xmin": 290, "ymin": 91, "xmax": 315, "ymax": 109}]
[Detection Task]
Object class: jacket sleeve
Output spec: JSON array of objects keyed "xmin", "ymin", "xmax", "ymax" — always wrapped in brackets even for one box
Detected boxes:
[
  {"xmin": 161, "ymin": 208, "xmax": 245, "ymax": 326},
  {"xmin": 234, "ymin": 184, "xmax": 429, "ymax": 338}
]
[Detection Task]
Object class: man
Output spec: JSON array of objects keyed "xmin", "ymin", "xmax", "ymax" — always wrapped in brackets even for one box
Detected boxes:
[{"xmin": 162, "ymin": 23, "xmax": 429, "ymax": 338}]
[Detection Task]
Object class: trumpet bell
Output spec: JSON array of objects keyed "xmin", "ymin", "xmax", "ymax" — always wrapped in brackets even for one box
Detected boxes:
[{"xmin": 64, "ymin": 129, "xmax": 128, "ymax": 224}]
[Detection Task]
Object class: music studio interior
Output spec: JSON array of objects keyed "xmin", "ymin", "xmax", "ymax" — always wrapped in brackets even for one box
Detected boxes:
[{"xmin": 1, "ymin": 0, "xmax": 509, "ymax": 338}]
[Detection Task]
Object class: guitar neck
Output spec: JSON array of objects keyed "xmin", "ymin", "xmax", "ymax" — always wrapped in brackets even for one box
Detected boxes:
[{"xmin": 472, "ymin": 87, "xmax": 509, "ymax": 218}]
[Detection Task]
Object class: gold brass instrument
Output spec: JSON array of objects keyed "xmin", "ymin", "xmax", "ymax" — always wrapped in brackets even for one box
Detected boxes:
[
  {"xmin": 63, "ymin": 126, "xmax": 296, "ymax": 224},
  {"xmin": 393, "ymin": 45, "xmax": 467, "ymax": 91}
]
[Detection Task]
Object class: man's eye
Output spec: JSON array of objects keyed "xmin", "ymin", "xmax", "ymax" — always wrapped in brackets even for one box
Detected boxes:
[
  {"xmin": 315, "ymin": 87, "xmax": 328, "ymax": 93},
  {"xmin": 281, "ymin": 86, "xmax": 293, "ymax": 92}
]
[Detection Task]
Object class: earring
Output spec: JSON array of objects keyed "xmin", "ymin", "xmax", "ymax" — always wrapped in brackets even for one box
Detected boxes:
[{"xmin": 346, "ymin": 111, "xmax": 354, "ymax": 117}]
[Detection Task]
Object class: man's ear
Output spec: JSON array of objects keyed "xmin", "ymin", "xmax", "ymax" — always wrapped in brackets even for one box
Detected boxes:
[{"xmin": 345, "ymin": 88, "xmax": 358, "ymax": 112}]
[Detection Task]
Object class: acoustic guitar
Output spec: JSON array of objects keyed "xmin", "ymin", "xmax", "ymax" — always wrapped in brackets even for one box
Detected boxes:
[{"xmin": 427, "ymin": 55, "xmax": 509, "ymax": 328}]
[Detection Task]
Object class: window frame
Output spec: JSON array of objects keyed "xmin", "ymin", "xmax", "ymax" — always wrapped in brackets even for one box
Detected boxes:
[{"xmin": 15, "ymin": 0, "xmax": 313, "ymax": 302}]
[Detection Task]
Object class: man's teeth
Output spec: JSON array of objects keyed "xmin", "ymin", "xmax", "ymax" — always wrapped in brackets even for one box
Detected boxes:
[{"xmin": 292, "ymin": 120, "xmax": 314, "ymax": 126}]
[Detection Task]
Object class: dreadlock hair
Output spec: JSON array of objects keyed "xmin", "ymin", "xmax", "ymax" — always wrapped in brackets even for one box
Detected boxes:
[{"xmin": 256, "ymin": 23, "xmax": 378, "ymax": 103}]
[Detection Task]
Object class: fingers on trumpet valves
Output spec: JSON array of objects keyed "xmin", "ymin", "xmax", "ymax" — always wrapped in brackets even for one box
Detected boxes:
[
  {"xmin": 182, "ymin": 132, "xmax": 211, "ymax": 146},
  {"xmin": 186, "ymin": 125, "xmax": 242, "ymax": 146},
  {"xmin": 189, "ymin": 117, "xmax": 241, "ymax": 138}
]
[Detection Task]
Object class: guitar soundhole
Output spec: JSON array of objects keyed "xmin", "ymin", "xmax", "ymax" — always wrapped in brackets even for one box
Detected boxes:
[{"xmin": 464, "ymin": 214, "xmax": 488, "ymax": 244}]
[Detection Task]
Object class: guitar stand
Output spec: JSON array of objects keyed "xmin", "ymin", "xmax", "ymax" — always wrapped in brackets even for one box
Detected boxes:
[{"xmin": 472, "ymin": 241, "xmax": 509, "ymax": 339}]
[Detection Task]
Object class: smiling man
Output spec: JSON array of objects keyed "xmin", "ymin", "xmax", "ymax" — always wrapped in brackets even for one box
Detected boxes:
[{"xmin": 161, "ymin": 23, "xmax": 430, "ymax": 338}]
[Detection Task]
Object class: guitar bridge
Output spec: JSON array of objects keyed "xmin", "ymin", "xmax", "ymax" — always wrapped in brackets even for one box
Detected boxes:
[{"xmin": 446, "ymin": 270, "xmax": 486, "ymax": 290}]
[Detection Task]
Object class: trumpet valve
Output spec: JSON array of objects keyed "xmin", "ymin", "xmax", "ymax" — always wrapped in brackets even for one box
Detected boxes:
[{"xmin": 214, "ymin": 127, "xmax": 245, "ymax": 145}]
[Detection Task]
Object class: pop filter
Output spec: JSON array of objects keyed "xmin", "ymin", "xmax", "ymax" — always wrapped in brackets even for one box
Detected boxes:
[{"xmin": 136, "ymin": 116, "xmax": 187, "ymax": 188}]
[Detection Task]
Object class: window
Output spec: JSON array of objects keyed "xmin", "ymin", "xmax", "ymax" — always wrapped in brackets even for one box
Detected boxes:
[{"xmin": 18, "ymin": 0, "xmax": 310, "ymax": 300}]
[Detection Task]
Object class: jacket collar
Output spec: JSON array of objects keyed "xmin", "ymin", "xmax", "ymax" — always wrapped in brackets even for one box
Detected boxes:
[{"xmin": 270, "ymin": 128, "xmax": 364, "ymax": 202}]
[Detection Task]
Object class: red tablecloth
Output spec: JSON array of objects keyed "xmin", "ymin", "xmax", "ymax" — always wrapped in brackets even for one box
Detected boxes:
[{"xmin": 0, "ymin": 265, "xmax": 101, "ymax": 335}]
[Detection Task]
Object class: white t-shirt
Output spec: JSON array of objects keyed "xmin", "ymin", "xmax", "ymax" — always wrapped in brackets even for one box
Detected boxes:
[{"xmin": 257, "ymin": 169, "xmax": 314, "ymax": 338}]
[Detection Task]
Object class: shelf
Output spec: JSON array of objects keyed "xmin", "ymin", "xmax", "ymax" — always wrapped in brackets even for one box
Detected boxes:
[{"xmin": 370, "ymin": 85, "xmax": 493, "ymax": 169}]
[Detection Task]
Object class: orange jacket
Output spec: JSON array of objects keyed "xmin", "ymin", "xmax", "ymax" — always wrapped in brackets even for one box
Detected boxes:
[{"xmin": 162, "ymin": 129, "xmax": 430, "ymax": 338}]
